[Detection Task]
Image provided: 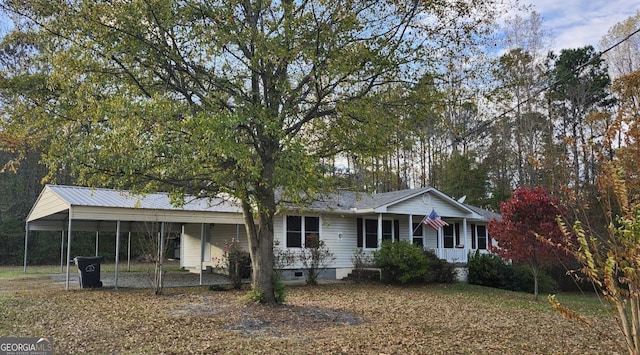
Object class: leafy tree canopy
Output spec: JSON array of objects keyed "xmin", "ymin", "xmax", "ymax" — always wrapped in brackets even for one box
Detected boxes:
[
  {"xmin": 0, "ymin": 0, "xmax": 507, "ymax": 303},
  {"xmin": 488, "ymin": 186, "xmax": 571, "ymax": 299}
]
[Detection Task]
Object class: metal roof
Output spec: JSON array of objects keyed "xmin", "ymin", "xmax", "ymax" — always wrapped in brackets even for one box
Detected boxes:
[
  {"xmin": 25, "ymin": 185, "xmax": 245, "ymax": 232},
  {"xmin": 46, "ymin": 185, "xmax": 241, "ymax": 212}
]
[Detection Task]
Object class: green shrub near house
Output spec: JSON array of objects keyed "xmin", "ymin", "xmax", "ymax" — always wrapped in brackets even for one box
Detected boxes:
[
  {"xmin": 467, "ymin": 250, "xmax": 558, "ymax": 294},
  {"xmin": 374, "ymin": 241, "xmax": 430, "ymax": 284},
  {"xmin": 423, "ymin": 249, "xmax": 457, "ymax": 284}
]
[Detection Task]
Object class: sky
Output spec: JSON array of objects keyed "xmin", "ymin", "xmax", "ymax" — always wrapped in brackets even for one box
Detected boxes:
[{"xmin": 524, "ymin": 0, "xmax": 640, "ymax": 52}]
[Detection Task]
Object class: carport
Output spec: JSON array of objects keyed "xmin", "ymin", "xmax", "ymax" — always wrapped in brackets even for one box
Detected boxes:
[{"xmin": 25, "ymin": 185, "xmax": 244, "ymax": 290}]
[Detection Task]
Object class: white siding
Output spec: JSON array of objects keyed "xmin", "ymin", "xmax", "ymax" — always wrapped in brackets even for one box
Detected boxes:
[
  {"xmin": 208, "ymin": 224, "xmax": 248, "ymax": 265},
  {"xmin": 387, "ymin": 193, "xmax": 471, "ymax": 218},
  {"xmin": 274, "ymin": 214, "xmax": 363, "ymax": 269},
  {"xmin": 424, "ymin": 227, "xmax": 438, "ymax": 250},
  {"xmin": 27, "ymin": 188, "xmax": 70, "ymax": 222},
  {"xmin": 181, "ymin": 223, "xmax": 206, "ymax": 269},
  {"xmin": 319, "ymin": 214, "xmax": 361, "ymax": 269},
  {"xmin": 181, "ymin": 223, "xmax": 248, "ymax": 271}
]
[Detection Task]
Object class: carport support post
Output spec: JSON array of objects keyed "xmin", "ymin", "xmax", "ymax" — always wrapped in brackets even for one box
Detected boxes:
[
  {"xmin": 60, "ymin": 230, "xmax": 65, "ymax": 273},
  {"xmin": 127, "ymin": 232, "xmax": 131, "ymax": 272},
  {"xmin": 65, "ymin": 218, "xmax": 72, "ymax": 291},
  {"xmin": 23, "ymin": 223, "xmax": 29, "ymax": 273},
  {"xmin": 95, "ymin": 230, "xmax": 99, "ymax": 257},
  {"xmin": 159, "ymin": 222, "xmax": 165, "ymax": 290},
  {"xmin": 199, "ymin": 223, "xmax": 205, "ymax": 286},
  {"xmin": 115, "ymin": 221, "xmax": 121, "ymax": 290}
]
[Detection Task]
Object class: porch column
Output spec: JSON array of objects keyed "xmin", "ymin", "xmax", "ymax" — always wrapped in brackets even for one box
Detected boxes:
[
  {"xmin": 408, "ymin": 215, "xmax": 413, "ymax": 245},
  {"xmin": 438, "ymin": 227, "xmax": 443, "ymax": 259},
  {"xmin": 23, "ymin": 223, "xmax": 29, "ymax": 273},
  {"xmin": 115, "ymin": 221, "xmax": 121, "ymax": 290},
  {"xmin": 377, "ymin": 214, "xmax": 383, "ymax": 248},
  {"xmin": 199, "ymin": 223, "xmax": 205, "ymax": 286},
  {"xmin": 65, "ymin": 217, "xmax": 73, "ymax": 291},
  {"xmin": 462, "ymin": 218, "xmax": 468, "ymax": 263}
]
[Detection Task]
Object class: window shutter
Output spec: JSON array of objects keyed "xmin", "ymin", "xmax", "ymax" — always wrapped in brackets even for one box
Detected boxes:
[
  {"xmin": 394, "ymin": 219, "xmax": 400, "ymax": 242},
  {"xmin": 357, "ymin": 218, "xmax": 363, "ymax": 248}
]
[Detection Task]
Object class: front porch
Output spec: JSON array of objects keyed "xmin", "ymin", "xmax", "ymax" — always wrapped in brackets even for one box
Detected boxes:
[{"xmin": 429, "ymin": 247, "xmax": 491, "ymax": 264}]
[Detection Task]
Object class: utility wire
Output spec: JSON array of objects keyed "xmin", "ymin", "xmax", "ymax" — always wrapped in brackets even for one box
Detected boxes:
[{"xmin": 464, "ymin": 26, "xmax": 640, "ymax": 140}]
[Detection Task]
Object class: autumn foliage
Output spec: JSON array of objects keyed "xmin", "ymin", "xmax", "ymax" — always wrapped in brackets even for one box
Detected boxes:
[{"xmin": 488, "ymin": 186, "xmax": 570, "ymax": 299}]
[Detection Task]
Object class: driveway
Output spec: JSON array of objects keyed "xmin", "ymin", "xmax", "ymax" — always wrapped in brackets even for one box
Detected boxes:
[{"xmin": 50, "ymin": 270, "xmax": 230, "ymax": 289}]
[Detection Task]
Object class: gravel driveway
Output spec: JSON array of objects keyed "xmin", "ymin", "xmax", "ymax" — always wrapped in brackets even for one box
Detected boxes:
[{"xmin": 50, "ymin": 270, "xmax": 230, "ymax": 289}]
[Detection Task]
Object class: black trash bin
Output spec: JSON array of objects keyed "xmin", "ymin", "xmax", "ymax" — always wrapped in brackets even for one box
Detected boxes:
[{"xmin": 74, "ymin": 256, "xmax": 103, "ymax": 288}]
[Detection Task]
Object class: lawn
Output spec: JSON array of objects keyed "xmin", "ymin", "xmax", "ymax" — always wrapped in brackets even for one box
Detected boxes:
[{"xmin": 0, "ymin": 267, "xmax": 626, "ymax": 354}]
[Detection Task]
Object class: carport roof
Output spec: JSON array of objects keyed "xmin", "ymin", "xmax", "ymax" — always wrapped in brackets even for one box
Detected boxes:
[{"xmin": 26, "ymin": 185, "xmax": 244, "ymax": 231}]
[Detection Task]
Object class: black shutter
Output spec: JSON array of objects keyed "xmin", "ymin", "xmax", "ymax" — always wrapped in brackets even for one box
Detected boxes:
[
  {"xmin": 357, "ymin": 218, "xmax": 363, "ymax": 248},
  {"xmin": 394, "ymin": 219, "xmax": 400, "ymax": 242}
]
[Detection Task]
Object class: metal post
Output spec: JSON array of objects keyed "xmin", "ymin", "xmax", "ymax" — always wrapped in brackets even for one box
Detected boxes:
[
  {"xmin": 95, "ymin": 230, "xmax": 99, "ymax": 257},
  {"xmin": 23, "ymin": 223, "xmax": 29, "ymax": 273},
  {"xmin": 115, "ymin": 221, "xmax": 121, "ymax": 290},
  {"xmin": 200, "ymin": 223, "xmax": 205, "ymax": 286},
  {"xmin": 127, "ymin": 231, "xmax": 131, "ymax": 272},
  {"xmin": 60, "ymin": 230, "xmax": 65, "ymax": 273},
  {"xmin": 65, "ymin": 218, "xmax": 72, "ymax": 291},
  {"xmin": 159, "ymin": 222, "xmax": 165, "ymax": 290}
]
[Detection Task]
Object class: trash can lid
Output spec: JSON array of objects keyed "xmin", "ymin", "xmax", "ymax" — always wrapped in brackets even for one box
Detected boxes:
[{"xmin": 74, "ymin": 256, "xmax": 104, "ymax": 262}]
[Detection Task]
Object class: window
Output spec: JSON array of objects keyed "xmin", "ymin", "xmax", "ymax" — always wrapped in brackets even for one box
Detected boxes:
[
  {"xmin": 412, "ymin": 222, "xmax": 424, "ymax": 247},
  {"xmin": 365, "ymin": 219, "xmax": 378, "ymax": 249},
  {"xmin": 382, "ymin": 220, "xmax": 393, "ymax": 242},
  {"xmin": 470, "ymin": 224, "xmax": 488, "ymax": 250},
  {"xmin": 357, "ymin": 218, "xmax": 398, "ymax": 249},
  {"xmin": 286, "ymin": 216, "xmax": 320, "ymax": 248},
  {"xmin": 471, "ymin": 224, "xmax": 477, "ymax": 249},
  {"xmin": 412, "ymin": 222, "xmax": 423, "ymax": 236},
  {"xmin": 477, "ymin": 225, "xmax": 487, "ymax": 250},
  {"xmin": 443, "ymin": 224, "xmax": 454, "ymax": 248}
]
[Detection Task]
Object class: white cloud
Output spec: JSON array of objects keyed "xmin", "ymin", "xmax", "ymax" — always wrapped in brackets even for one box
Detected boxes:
[{"xmin": 518, "ymin": 0, "xmax": 639, "ymax": 52}]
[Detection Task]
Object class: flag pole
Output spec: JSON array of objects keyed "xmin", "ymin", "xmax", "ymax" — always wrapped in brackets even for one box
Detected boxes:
[{"xmin": 412, "ymin": 209, "xmax": 434, "ymax": 234}]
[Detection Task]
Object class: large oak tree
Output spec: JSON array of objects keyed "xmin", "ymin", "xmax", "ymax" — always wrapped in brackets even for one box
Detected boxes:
[{"xmin": 0, "ymin": 0, "xmax": 505, "ymax": 303}]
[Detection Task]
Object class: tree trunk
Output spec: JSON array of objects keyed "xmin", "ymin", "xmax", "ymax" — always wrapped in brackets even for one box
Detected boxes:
[
  {"xmin": 241, "ymin": 200, "xmax": 276, "ymax": 304},
  {"xmin": 532, "ymin": 266, "xmax": 539, "ymax": 301}
]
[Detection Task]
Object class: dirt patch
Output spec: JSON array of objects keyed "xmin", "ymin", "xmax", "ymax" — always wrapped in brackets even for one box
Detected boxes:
[{"xmin": 170, "ymin": 294, "xmax": 366, "ymax": 338}]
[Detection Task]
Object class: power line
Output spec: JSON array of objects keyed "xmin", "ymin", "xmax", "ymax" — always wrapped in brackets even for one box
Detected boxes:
[{"xmin": 465, "ymin": 26, "xmax": 640, "ymax": 140}]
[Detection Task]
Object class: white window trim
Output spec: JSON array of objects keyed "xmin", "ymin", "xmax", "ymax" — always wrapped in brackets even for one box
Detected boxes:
[
  {"xmin": 283, "ymin": 215, "xmax": 322, "ymax": 249},
  {"xmin": 361, "ymin": 218, "xmax": 396, "ymax": 250}
]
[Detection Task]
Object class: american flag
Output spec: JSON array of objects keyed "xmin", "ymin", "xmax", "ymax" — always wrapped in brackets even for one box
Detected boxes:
[{"xmin": 423, "ymin": 209, "xmax": 449, "ymax": 230}]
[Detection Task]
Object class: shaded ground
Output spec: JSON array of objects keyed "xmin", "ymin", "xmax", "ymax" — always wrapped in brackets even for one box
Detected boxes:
[
  {"xmin": 0, "ymin": 271, "xmax": 626, "ymax": 354},
  {"xmin": 49, "ymin": 269, "xmax": 229, "ymax": 289}
]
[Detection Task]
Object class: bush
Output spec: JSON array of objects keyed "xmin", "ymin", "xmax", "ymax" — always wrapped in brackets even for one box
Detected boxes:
[
  {"xmin": 299, "ymin": 234, "xmax": 335, "ymax": 286},
  {"xmin": 273, "ymin": 273, "xmax": 287, "ymax": 304},
  {"xmin": 351, "ymin": 248, "xmax": 373, "ymax": 283},
  {"xmin": 467, "ymin": 250, "xmax": 558, "ymax": 294},
  {"xmin": 221, "ymin": 238, "xmax": 251, "ymax": 289},
  {"xmin": 423, "ymin": 250, "xmax": 457, "ymax": 283},
  {"xmin": 508, "ymin": 265, "xmax": 558, "ymax": 294},
  {"xmin": 468, "ymin": 250, "xmax": 509, "ymax": 288},
  {"xmin": 373, "ymin": 241, "xmax": 430, "ymax": 284}
]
